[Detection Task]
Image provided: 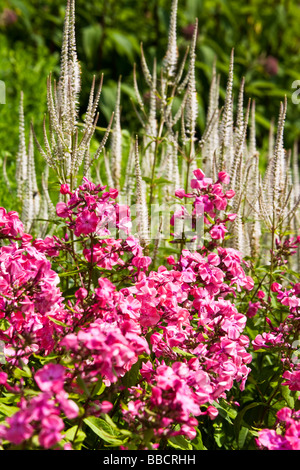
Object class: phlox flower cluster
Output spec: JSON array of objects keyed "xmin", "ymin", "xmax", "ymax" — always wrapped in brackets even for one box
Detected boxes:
[
  {"xmin": 122, "ymin": 361, "xmax": 203, "ymax": 442},
  {"xmin": 272, "ymin": 236, "xmax": 300, "ymax": 267},
  {"xmin": 0, "ymin": 169, "xmax": 257, "ymax": 449},
  {"xmin": 0, "ymin": 364, "xmax": 78, "ymax": 449},
  {"xmin": 120, "ymin": 244, "xmax": 253, "ymax": 442},
  {"xmin": 256, "ymin": 407, "xmax": 300, "ymax": 450},
  {"xmin": 56, "ymin": 178, "xmax": 131, "ymax": 238},
  {"xmin": 60, "ymin": 278, "xmax": 150, "ymax": 386},
  {"xmin": 0, "ymin": 236, "xmax": 68, "ymax": 361},
  {"xmin": 0, "ymin": 207, "xmax": 25, "ymax": 240},
  {"xmin": 253, "ymin": 280, "xmax": 300, "ymax": 395},
  {"xmin": 56, "ymin": 178, "xmax": 151, "ymax": 274},
  {"xmin": 173, "ymin": 169, "xmax": 236, "ymax": 244}
]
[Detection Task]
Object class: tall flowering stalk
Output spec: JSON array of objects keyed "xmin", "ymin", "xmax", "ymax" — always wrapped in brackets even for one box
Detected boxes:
[
  {"xmin": 6, "ymin": 0, "xmax": 299, "ymax": 266},
  {"xmin": 32, "ymin": 0, "xmax": 113, "ymax": 193}
]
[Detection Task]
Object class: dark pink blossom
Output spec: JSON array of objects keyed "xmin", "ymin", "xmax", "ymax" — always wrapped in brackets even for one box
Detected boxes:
[
  {"xmin": 247, "ymin": 301, "xmax": 261, "ymax": 318},
  {"xmin": 35, "ymin": 364, "xmax": 65, "ymax": 393},
  {"xmin": 210, "ymin": 223, "xmax": 228, "ymax": 240},
  {"xmin": 0, "ymin": 411, "xmax": 34, "ymax": 445},
  {"xmin": 217, "ymin": 171, "xmax": 230, "ymax": 184},
  {"xmin": 39, "ymin": 415, "xmax": 65, "ymax": 449},
  {"xmin": 60, "ymin": 184, "xmax": 71, "ymax": 195},
  {"xmin": 56, "ymin": 202, "xmax": 71, "ymax": 218},
  {"xmin": 256, "ymin": 408, "xmax": 300, "ymax": 450},
  {"xmin": 74, "ymin": 209, "xmax": 99, "ymax": 236}
]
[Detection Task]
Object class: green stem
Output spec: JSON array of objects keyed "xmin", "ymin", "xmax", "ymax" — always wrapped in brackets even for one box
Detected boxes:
[
  {"xmin": 148, "ymin": 118, "xmax": 165, "ymax": 212},
  {"xmin": 72, "ymin": 381, "xmax": 97, "ymax": 446}
]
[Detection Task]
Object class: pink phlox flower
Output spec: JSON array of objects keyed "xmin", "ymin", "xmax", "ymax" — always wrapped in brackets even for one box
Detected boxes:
[
  {"xmin": 0, "ymin": 207, "xmax": 24, "ymax": 239},
  {"xmin": 271, "ymin": 282, "xmax": 282, "ymax": 293},
  {"xmin": 56, "ymin": 391, "xmax": 79, "ymax": 419},
  {"xmin": 217, "ymin": 171, "xmax": 230, "ymax": 184},
  {"xmin": 256, "ymin": 407, "xmax": 300, "ymax": 450},
  {"xmin": 210, "ymin": 223, "xmax": 228, "ymax": 240},
  {"xmin": 282, "ymin": 370, "xmax": 300, "ymax": 392},
  {"xmin": 118, "ymin": 294, "xmax": 141, "ymax": 319},
  {"xmin": 0, "ymin": 371, "xmax": 8, "ymax": 385},
  {"xmin": 247, "ymin": 301, "xmax": 261, "ymax": 318},
  {"xmin": 206, "ymin": 405, "xmax": 219, "ymax": 420},
  {"xmin": 34, "ymin": 363, "xmax": 65, "ymax": 393},
  {"xmin": 124, "ymin": 236, "xmax": 143, "ymax": 256},
  {"xmin": 220, "ymin": 312, "xmax": 246, "ymax": 340},
  {"xmin": 190, "ymin": 177, "xmax": 212, "ymax": 190},
  {"xmin": 39, "ymin": 414, "xmax": 65, "ymax": 449},
  {"xmin": 32, "ymin": 236, "xmax": 60, "ymax": 257},
  {"xmin": 27, "ymin": 392, "xmax": 58, "ymax": 421},
  {"xmin": 252, "ymin": 332, "xmax": 284, "ymax": 350},
  {"xmin": 155, "ymin": 364, "xmax": 181, "ymax": 391},
  {"xmin": 193, "ymin": 168, "xmax": 205, "ymax": 180},
  {"xmin": 213, "ymin": 195, "xmax": 227, "ymax": 211},
  {"xmin": 0, "ymin": 410, "xmax": 34, "ymax": 445},
  {"xmin": 175, "ymin": 188, "xmax": 189, "ymax": 198},
  {"xmin": 56, "ymin": 202, "xmax": 71, "ymax": 218},
  {"xmin": 59, "ymin": 183, "xmax": 71, "ymax": 195},
  {"xmin": 131, "ymin": 256, "xmax": 152, "ymax": 271},
  {"xmin": 75, "ymin": 287, "xmax": 88, "ymax": 302},
  {"xmin": 74, "ymin": 209, "xmax": 99, "ymax": 236}
]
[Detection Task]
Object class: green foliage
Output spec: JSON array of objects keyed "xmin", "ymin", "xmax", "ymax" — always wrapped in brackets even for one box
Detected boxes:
[
  {"xmin": 0, "ymin": 33, "xmax": 59, "ymax": 211},
  {"xmin": 2, "ymin": 0, "xmax": 300, "ymax": 145}
]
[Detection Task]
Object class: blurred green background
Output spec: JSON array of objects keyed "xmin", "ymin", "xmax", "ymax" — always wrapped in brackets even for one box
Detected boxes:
[{"xmin": 0, "ymin": 0, "xmax": 300, "ymax": 210}]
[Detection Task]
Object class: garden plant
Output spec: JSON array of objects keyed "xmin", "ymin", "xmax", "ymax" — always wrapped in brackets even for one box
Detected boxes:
[{"xmin": 0, "ymin": 0, "xmax": 299, "ymax": 451}]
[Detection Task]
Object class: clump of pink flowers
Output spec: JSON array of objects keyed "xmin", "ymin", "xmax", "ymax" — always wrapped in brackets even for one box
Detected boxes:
[
  {"xmin": 256, "ymin": 407, "xmax": 300, "ymax": 450},
  {"xmin": 0, "ymin": 364, "xmax": 78, "ymax": 449},
  {"xmin": 0, "ymin": 235, "xmax": 68, "ymax": 362},
  {"xmin": 56, "ymin": 178, "xmax": 131, "ymax": 239},
  {"xmin": 253, "ymin": 280, "xmax": 300, "ymax": 396},
  {"xmin": 0, "ymin": 169, "xmax": 257, "ymax": 449},
  {"xmin": 173, "ymin": 168, "xmax": 236, "ymax": 245},
  {"xmin": 1, "ymin": 168, "xmax": 298, "ymax": 450},
  {"xmin": 0, "ymin": 207, "xmax": 25, "ymax": 240}
]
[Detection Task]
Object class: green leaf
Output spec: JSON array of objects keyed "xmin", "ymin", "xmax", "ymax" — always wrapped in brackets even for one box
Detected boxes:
[
  {"xmin": 84, "ymin": 417, "xmax": 125, "ymax": 446},
  {"xmin": 103, "ymin": 413, "xmax": 118, "ymax": 431},
  {"xmin": 142, "ymin": 176, "xmax": 152, "ymax": 184},
  {"xmin": 0, "ymin": 403, "xmax": 19, "ymax": 418},
  {"xmin": 121, "ymin": 359, "xmax": 141, "ymax": 392},
  {"xmin": 172, "ymin": 347, "xmax": 195, "ymax": 358},
  {"xmin": 0, "ymin": 318, "xmax": 10, "ymax": 331},
  {"xmin": 153, "ymin": 177, "xmax": 173, "ymax": 185},
  {"xmin": 82, "ymin": 24, "xmax": 103, "ymax": 62},
  {"xmin": 107, "ymin": 30, "xmax": 137, "ymax": 62},
  {"xmin": 281, "ymin": 385, "xmax": 295, "ymax": 409},
  {"xmin": 234, "ymin": 402, "xmax": 264, "ymax": 444},
  {"xmin": 192, "ymin": 428, "xmax": 206, "ymax": 450},
  {"xmin": 91, "ymin": 378, "xmax": 106, "ymax": 398},
  {"xmin": 13, "ymin": 366, "xmax": 32, "ymax": 379},
  {"xmin": 238, "ymin": 426, "xmax": 249, "ymax": 449},
  {"xmin": 58, "ymin": 270, "xmax": 83, "ymax": 277},
  {"xmin": 76, "ymin": 376, "xmax": 89, "ymax": 396},
  {"xmin": 168, "ymin": 434, "xmax": 193, "ymax": 450},
  {"xmin": 47, "ymin": 316, "xmax": 69, "ymax": 328},
  {"xmin": 62, "ymin": 286, "xmax": 79, "ymax": 299},
  {"xmin": 64, "ymin": 426, "xmax": 86, "ymax": 450},
  {"xmin": 213, "ymin": 400, "xmax": 237, "ymax": 424}
]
